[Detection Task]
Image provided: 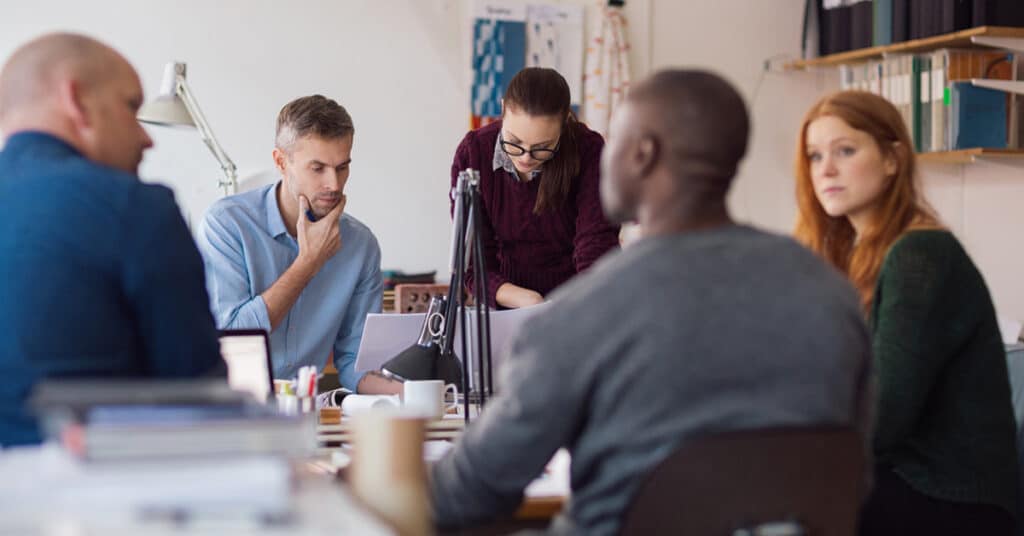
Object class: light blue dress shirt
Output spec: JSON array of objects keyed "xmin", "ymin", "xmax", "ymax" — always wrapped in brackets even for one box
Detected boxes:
[{"xmin": 198, "ymin": 182, "xmax": 383, "ymax": 390}]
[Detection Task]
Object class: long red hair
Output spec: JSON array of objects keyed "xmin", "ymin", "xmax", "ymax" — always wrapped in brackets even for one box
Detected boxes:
[{"xmin": 793, "ymin": 90, "xmax": 940, "ymax": 311}]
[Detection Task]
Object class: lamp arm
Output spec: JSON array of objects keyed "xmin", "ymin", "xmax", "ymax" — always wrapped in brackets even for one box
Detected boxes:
[{"xmin": 175, "ymin": 76, "xmax": 238, "ymax": 196}]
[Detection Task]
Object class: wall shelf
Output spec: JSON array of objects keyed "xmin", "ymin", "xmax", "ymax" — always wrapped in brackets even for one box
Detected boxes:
[
  {"xmin": 971, "ymin": 78, "xmax": 1024, "ymax": 96},
  {"xmin": 917, "ymin": 148, "xmax": 1024, "ymax": 164},
  {"xmin": 786, "ymin": 26, "xmax": 1024, "ymax": 70}
]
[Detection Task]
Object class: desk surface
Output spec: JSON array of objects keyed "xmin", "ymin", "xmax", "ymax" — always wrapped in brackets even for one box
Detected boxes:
[
  {"xmin": 0, "ymin": 444, "xmax": 393, "ymax": 535},
  {"xmin": 316, "ymin": 408, "xmax": 568, "ymax": 522}
]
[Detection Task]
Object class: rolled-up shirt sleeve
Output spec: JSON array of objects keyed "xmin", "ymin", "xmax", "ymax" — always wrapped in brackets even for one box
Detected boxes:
[{"xmin": 197, "ymin": 209, "xmax": 272, "ymax": 331}]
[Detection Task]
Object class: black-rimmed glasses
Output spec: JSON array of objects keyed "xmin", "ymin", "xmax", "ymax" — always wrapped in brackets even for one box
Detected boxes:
[{"xmin": 499, "ymin": 134, "xmax": 560, "ymax": 162}]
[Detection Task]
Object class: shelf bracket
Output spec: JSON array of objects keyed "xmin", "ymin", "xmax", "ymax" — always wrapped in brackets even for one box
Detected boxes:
[
  {"xmin": 970, "ymin": 36, "xmax": 1024, "ymax": 53},
  {"xmin": 970, "ymin": 78, "xmax": 1024, "ymax": 96}
]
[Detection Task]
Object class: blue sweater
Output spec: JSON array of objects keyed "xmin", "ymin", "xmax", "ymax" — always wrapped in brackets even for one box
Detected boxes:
[{"xmin": 0, "ymin": 132, "xmax": 223, "ymax": 446}]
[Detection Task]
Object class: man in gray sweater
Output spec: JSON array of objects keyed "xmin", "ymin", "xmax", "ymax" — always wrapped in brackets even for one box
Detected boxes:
[{"xmin": 429, "ymin": 70, "xmax": 872, "ymax": 535}]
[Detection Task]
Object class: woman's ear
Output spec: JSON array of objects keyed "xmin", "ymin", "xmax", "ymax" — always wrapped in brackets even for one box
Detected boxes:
[{"xmin": 884, "ymin": 141, "xmax": 901, "ymax": 177}]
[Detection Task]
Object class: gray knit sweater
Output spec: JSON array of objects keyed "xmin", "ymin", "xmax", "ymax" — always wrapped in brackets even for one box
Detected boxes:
[{"xmin": 429, "ymin": 224, "xmax": 873, "ymax": 535}]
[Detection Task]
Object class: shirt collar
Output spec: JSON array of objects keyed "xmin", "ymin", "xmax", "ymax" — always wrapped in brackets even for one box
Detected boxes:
[
  {"xmin": 264, "ymin": 181, "xmax": 290, "ymax": 239},
  {"xmin": 492, "ymin": 133, "xmax": 542, "ymax": 182}
]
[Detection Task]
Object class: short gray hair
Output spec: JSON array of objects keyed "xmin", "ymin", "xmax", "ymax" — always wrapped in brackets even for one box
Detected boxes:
[{"xmin": 274, "ymin": 94, "xmax": 354, "ymax": 152}]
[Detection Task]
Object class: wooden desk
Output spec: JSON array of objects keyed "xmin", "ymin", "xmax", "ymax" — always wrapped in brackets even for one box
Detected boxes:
[
  {"xmin": 515, "ymin": 496, "xmax": 565, "ymax": 520},
  {"xmin": 316, "ymin": 409, "xmax": 566, "ymax": 522}
]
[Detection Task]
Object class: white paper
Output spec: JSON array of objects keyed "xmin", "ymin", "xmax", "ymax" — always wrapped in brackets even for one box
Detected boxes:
[{"xmin": 524, "ymin": 448, "xmax": 571, "ymax": 498}]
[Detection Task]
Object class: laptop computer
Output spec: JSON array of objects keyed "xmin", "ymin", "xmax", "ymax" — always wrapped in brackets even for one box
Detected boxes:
[
  {"xmin": 353, "ymin": 303, "xmax": 549, "ymax": 390},
  {"xmin": 219, "ymin": 329, "xmax": 275, "ymax": 404}
]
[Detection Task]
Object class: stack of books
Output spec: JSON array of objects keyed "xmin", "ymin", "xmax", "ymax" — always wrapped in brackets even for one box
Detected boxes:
[{"xmin": 24, "ymin": 379, "xmax": 314, "ymax": 521}]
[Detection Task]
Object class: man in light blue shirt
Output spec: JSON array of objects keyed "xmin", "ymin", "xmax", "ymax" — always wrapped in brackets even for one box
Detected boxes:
[{"xmin": 198, "ymin": 95, "xmax": 400, "ymax": 394}]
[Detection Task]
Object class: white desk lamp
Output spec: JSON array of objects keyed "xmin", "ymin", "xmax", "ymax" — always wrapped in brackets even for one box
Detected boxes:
[{"xmin": 137, "ymin": 62, "xmax": 238, "ymax": 196}]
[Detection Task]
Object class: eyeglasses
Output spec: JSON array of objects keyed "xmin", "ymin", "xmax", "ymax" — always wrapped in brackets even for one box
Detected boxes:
[{"xmin": 499, "ymin": 134, "xmax": 560, "ymax": 162}]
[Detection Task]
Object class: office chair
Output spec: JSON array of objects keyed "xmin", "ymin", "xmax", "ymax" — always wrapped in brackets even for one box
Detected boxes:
[{"xmin": 619, "ymin": 426, "xmax": 866, "ymax": 536}]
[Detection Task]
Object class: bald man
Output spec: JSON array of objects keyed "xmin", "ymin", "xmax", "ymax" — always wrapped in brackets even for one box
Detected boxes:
[
  {"xmin": 429, "ymin": 70, "xmax": 873, "ymax": 535},
  {"xmin": 0, "ymin": 33, "xmax": 223, "ymax": 446}
]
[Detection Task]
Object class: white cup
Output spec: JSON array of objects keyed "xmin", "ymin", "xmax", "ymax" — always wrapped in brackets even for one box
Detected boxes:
[{"xmin": 403, "ymin": 380, "xmax": 458, "ymax": 419}]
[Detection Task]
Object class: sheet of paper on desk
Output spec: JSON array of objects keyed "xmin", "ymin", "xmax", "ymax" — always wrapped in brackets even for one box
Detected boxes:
[
  {"xmin": 354, "ymin": 303, "xmax": 550, "ymax": 379},
  {"xmin": 524, "ymin": 448, "xmax": 571, "ymax": 498}
]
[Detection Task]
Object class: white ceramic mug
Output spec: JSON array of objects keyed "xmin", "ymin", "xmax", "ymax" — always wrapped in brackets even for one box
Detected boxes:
[{"xmin": 403, "ymin": 380, "xmax": 458, "ymax": 419}]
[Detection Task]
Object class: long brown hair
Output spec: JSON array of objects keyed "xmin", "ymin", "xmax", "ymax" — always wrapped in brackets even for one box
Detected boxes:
[
  {"xmin": 503, "ymin": 67, "xmax": 581, "ymax": 214},
  {"xmin": 793, "ymin": 90, "xmax": 940, "ymax": 310}
]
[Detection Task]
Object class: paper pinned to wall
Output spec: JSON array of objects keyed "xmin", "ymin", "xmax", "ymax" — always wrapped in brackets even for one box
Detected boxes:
[
  {"xmin": 526, "ymin": 4, "xmax": 585, "ymax": 114},
  {"xmin": 471, "ymin": 0, "xmax": 527, "ymax": 129},
  {"xmin": 471, "ymin": 0, "xmax": 586, "ymax": 128}
]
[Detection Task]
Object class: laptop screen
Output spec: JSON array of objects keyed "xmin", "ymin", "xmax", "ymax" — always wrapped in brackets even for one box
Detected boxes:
[{"xmin": 218, "ymin": 329, "xmax": 274, "ymax": 404}]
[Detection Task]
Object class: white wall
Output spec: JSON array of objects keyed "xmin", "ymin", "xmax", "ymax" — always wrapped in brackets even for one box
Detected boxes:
[
  {"xmin": 3, "ymin": 0, "xmax": 1022, "ymax": 319},
  {"xmin": 644, "ymin": 0, "xmax": 1024, "ymax": 321},
  {"xmin": 0, "ymin": 0, "xmax": 649, "ymax": 281}
]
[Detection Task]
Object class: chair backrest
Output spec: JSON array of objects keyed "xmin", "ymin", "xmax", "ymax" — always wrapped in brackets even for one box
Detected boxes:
[{"xmin": 619, "ymin": 426, "xmax": 866, "ymax": 536}]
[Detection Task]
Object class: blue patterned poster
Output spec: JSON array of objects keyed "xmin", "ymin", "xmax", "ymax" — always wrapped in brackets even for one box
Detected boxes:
[{"xmin": 471, "ymin": 1, "xmax": 527, "ymax": 128}]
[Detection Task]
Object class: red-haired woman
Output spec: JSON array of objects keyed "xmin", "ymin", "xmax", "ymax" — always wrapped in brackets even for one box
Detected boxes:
[
  {"xmin": 450, "ymin": 67, "xmax": 620, "ymax": 309},
  {"xmin": 794, "ymin": 90, "xmax": 1017, "ymax": 535}
]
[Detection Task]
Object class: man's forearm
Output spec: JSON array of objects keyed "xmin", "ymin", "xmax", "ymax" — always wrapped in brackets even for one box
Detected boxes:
[
  {"xmin": 357, "ymin": 371, "xmax": 404, "ymax": 395},
  {"xmin": 260, "ymin": 258, "xmax": 318, "ymax": 330}
]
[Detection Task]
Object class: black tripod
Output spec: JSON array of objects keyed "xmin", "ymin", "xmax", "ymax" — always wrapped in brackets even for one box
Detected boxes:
[{"xmin": 380, "ymin": 169, "xmax": 493, "ymax": 423}]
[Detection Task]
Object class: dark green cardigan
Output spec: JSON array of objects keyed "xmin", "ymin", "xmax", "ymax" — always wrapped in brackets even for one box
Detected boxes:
[{"xmin": 871, "ymin": 230, "xmax": 1018, "ymax": 516}]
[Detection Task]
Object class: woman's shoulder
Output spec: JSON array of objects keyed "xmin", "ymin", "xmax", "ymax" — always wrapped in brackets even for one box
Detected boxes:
[
  {"xmin": 882, "ymin": 228, "xmax": 969, "ymax": 281},
  {"xmin": 888, "ymin": 228, "xmax": 960, "ymax": 258},
  {"xmin": 463, "ymin": 120, "xmax": 502, "ymax": 147},
  {"xmin": 453, "ymin": 121, "xmax": 501, "ymax": 166},
  {"xmin": 574, "ymin": 120, "xmax": 605, "ymax": 150}
]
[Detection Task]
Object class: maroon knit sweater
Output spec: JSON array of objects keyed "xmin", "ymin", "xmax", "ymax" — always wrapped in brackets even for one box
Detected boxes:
[{"xmin": 449, "ymin": 120, "xmax": 620, "ymax": 307}]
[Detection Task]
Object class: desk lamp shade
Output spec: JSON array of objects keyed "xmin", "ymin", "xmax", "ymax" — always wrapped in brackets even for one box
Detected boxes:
[{"xmin": 137, "ymin": 63, "xmax": 194, "ymax": 127}]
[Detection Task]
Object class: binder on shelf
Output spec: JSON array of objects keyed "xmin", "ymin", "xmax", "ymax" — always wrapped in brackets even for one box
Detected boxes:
[
  {"xmin": 916, "ymin": 0, "xmax": 941, "ymax": 40},
  {"xmin": 850, "ymin": 0, "xmax": 874, "ymax": 51},
  {"xmin": 909, "ymin": 0, "xmax": 931, "ymax": 40},
  {"xmin": 821, "ymin": 0, "xmax": 853, "ymax": 55},
  {"xmin": 911, "ymin": 55, "xmax": 924, "ymax": 153},
  {"xmin": 802, "ymin": 0, "xmax": 822, "ymax": 59},
  {"xmin": 949, "ymin": 81, "xmax": 1007, "ymax": 150},
  {"xmin": 929, "ymin": 49, "xmax": 1014, "ymax": 151},
  {"xmin": 873, "ymin": 0, "xmax": 893, "ymax": 46},
  {"xmin": 893, "ymin": 0, "xmax": 910, "ymax": 43},
  {"xmin": 919, "ymin": 55, "xmax": 933, "ymax": 153},
  {"xmin": 939, "ymin": 0, "xmax": 973, "ymax": 35},
  {"xmin": 972, "ymin": 0, "xmax": 1024, "ymax": 28}
]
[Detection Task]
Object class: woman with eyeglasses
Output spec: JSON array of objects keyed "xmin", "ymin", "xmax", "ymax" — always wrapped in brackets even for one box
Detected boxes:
[{"xmin": 449, "ymin": 67, "xmax": 620, "ymax": 309}]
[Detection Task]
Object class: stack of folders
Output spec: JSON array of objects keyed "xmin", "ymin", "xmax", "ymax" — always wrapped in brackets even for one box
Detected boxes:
[
  {"xmin": 839, "ymin": 48, "xmax": 1022, "ymax": 151},
  {"xmin": 25, "ymin": 379, "xmax": 313, "ymax": 521},
  {"xmin": 65, "ymin": 403, "xmax": 315, "ymax": 461}
]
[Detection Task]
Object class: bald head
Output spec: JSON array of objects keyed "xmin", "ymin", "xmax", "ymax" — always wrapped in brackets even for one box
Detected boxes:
[
  {"xmin": 630, "ymin": 70, "xmax": 749, "ymax": 187},
  {"xmin": 0, "ymin": 33, "xmax": 130, "ymax": 122},
  {"xmin": 0, "ymin": 33, "xmax": 152, "ymax": 173},
  {"xmin": 600, "ymin": 69, "xmax": 749, "ymax": 229}
]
